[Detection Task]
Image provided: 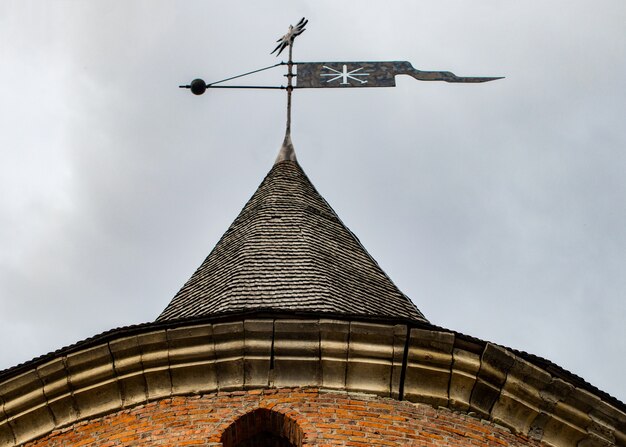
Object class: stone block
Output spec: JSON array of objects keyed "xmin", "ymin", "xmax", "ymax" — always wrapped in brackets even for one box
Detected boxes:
[
  {"xmin": 346, "ymin": 322, "xmax": 396, "ymax": 396},
  {"xmin": 449, "ymin": 348, "xmax": 480, "ymax": 411},
  {"xmin": 490, "ymin": 357, "xmax": 551, "ymax": 434},
  {"xmin": 65, "ymin": 345, "xmax": 122, "ymax": 420},
  {"xmin": 273, "ymin": 320, "xmax": 320, "ymax": 388},
  {"xmin": 167, "ymin": 324, "xmax": 218, "ymax": 395},
  {"xmin": 213, "ymin": 321, "xmax": 245, "ymax": 391},
  {"xmin": 539, "ymin": 410, "xmax": 587, "ymax": 446},
  {"xmin": 36, "ymin": 358, "xmax": 78, "ymax": 427},
  {"xmin": 109, "ymin": 335, "xmax": 147, "ymax": 407},
  {"xmin": 469, "ymin": 343, "xmax": 515, "ymax": 418},
  {"xmin": 0, "ymin": 369, "xmax": 55, "ymax": 445},
  {"xmin": 243, "ymin": 319, "xmax": 273, "ymax": 389},
  {"xmin": 319, "ymin": 319, "xmax": 350, "ymax": 390},
  {"xmin": 0, "ymin": 370, "xmax": 46, "ymax": 417},
  {"xmin": 136, "ymin": 330, "xmax": 172, "ymax": 400},
  {"xmin": 9, "ymin": 406, "xmax": 55, "ymax": 446},
  {"xmin": 403, "ymin": 328, "xmax": 454, "ymax": 406}
]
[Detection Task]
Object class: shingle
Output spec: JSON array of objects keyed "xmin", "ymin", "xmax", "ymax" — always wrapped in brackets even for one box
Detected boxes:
[{"xmin": 157, "ymin": 160, "xmax": 427, "ymax": 323}]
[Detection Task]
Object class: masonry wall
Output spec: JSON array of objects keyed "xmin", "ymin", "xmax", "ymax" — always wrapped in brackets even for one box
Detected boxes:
[{"xmin": 25, "ymin": 388, "xmax": 546, "ymax": 447}]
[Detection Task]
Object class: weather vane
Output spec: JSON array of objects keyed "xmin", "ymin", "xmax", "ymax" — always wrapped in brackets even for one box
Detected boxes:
[{"xmin": 180, "ymin": 18, "xmax": 502, "ymax": 155}]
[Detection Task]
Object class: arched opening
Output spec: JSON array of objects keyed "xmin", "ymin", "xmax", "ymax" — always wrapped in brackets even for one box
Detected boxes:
[{"xmin": 220, "ymin": 408, "xmax": 302, "ymax": 447}]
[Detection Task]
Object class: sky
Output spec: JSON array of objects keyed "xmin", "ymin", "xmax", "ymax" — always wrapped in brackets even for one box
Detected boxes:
[{"xmin": 1, "ymin": 1, "xmax": 625, "ymax": 404}]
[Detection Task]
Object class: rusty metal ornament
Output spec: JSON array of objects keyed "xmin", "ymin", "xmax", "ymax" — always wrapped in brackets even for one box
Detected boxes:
[
  {"xmin": 180, "ymin": 18, "xmax": 502, "ymax": 93},
  {"xmin": 179, "ymin": 17, "xmax": 503, "ymax": 161},
  {"xmin": 271, "ymin": 17, "xmax": 308, "ymax": 57},
  {"xmin": 295, "ymin": 61, "xmax": 503, "ymax": 88}
]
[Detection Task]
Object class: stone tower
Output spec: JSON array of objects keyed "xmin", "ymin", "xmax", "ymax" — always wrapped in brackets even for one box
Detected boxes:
[{"xmin": 0, "ymin": 147, "xmax": 625, "ymax": 446}]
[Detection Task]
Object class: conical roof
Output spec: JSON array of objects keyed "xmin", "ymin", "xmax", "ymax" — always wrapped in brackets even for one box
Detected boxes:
[{"xmin": 157, "ymin": 158, "xmax": 426, "ymax": 323}]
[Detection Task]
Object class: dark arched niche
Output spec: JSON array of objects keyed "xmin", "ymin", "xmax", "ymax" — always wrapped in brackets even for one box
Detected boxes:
[{"xmin": 220, "ymin": 408, "xmax": 303, "ymax": 447}]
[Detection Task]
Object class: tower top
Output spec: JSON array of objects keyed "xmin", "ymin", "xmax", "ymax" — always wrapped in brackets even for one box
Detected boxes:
[{"xmin": 157, "ymin": 158, "xmax": 427, "ymax": 323}]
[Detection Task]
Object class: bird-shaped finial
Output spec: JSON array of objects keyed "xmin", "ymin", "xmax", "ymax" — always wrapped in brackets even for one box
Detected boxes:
[{"xmin": 271, "ymin": 17, "xmax": 308, "ymax": 57}]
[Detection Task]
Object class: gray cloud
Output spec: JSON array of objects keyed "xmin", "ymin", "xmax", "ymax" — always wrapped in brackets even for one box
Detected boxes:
[{"xmin": 1, "ymin": 1, "xmax": 625, "ymax": 403}]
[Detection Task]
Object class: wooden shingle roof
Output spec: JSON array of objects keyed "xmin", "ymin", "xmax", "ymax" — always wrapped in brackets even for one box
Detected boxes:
[{"xmin": 157, "ymin": 159, "xmax": 426, "ymax": 323}]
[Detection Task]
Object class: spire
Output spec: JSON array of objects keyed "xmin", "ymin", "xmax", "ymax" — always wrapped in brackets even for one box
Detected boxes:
[
  {"xmin": 157, "ymin": 158, "xmax": 427, "ymax": 323},
  {"xmin": 275, "ymin": 132, "xmax": 297, "ymax": 164}
]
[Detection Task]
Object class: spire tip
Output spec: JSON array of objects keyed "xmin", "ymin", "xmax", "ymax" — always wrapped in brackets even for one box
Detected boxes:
[{"xmin": 275, "ymin": 132, "xmax": 297, "ymax": 164}]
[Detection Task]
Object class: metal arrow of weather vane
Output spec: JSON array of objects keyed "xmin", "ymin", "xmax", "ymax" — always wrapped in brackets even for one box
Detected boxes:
[{"xmin": 180, "ymin": 18, "xmax": 503, "ymax": 150}]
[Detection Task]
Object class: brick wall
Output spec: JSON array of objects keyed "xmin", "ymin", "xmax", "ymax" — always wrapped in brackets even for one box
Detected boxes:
[{"xmin": 25, "ymin": 388, "xmax": 546, "ymax": 447}]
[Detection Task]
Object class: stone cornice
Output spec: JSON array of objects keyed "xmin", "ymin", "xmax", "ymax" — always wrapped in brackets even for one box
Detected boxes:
[{"xmin": 0, "ymin": 317, "xmax": 624, "ymax": 446}]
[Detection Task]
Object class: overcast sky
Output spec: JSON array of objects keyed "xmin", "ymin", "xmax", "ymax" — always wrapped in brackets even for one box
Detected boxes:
[{"xmin": 1, "ymin": 1, "xmax": 625, "ymax": 403}]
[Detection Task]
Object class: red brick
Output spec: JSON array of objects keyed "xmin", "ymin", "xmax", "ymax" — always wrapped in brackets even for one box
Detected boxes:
[{"xmin": 24, "ymin": 388, "xmax": 545, "ymax": 447}]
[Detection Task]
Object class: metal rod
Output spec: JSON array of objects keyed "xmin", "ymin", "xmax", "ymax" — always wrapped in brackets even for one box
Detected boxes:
[
  {"xmin": 286, "ymin": 44, "xmax": 294, "ymax": 135},
  {"xmin": 208, "ymin": 63, "xmax": 285, "ymax": 86},
  {"xmin": 178, "ymin": 84, "xmax": 287, "ymax": 90},
  {"xmin": 208, "ymin": 85, "xmax": 286, "ymax": 90}
]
